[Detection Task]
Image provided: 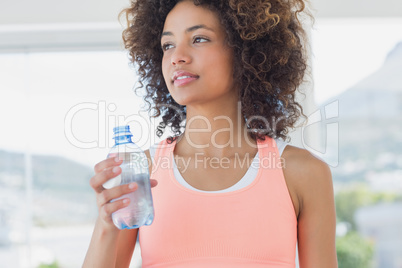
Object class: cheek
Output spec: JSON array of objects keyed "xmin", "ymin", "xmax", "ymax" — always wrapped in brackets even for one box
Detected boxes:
[{"xmin": 208, "ymin": 53, "xmax": 234, "ymax": 85}]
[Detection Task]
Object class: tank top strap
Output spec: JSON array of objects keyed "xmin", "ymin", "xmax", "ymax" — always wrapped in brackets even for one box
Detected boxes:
[{"xmin": 257, "ymin": 136, "xmax": 281, "ymax": 164}]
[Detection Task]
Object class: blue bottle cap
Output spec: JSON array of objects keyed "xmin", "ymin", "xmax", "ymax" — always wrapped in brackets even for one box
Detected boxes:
[{"xmin": 113, "ymin": 125, "xmax": 133, "ymax": 139}]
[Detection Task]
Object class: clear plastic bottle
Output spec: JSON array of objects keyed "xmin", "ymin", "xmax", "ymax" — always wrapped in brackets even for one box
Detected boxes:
[{"xmin": 102, "ymin": 125, "xmax": 154, "ymax": 229}]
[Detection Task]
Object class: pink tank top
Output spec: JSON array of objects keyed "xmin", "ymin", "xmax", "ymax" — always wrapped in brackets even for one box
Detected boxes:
[{"xmin": 139, "ymin": 137, "xmax": 297, "ymax": 267}]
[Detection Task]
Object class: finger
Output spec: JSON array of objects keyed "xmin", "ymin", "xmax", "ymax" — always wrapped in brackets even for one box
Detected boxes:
[
  {"xmin": 94, "ymin": 157, "xmax": 123, "ymax": 174},
  {"xmin": 90, "ymin": 166, "xmax": 122, "ymax": 193},
  {"xmin": 107, "ymin": 152, "xmax": 118, "ymax": 159},
  {"xmin": 150, "ymin": 179, "xmax": 158, "ymax": 188},
  {"xmin": 100, "ymin": 198, "xmax": 131, "ymax": 222},
  {"xmin": 97, "ymin": 183, "xmax": 138, "ymax": 206}
]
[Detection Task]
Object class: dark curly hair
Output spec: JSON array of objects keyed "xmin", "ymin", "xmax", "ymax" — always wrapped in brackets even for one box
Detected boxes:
[{"xmin": 121, "ymin": 0, "xmax": 310, "ymax": 143}]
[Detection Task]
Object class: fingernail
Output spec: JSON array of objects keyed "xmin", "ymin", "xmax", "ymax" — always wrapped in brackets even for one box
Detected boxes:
[
  {"xmin": 114, "ymin": 157, "xmax": 122, "ymax": 162},
  {"xmin": 128, "ymin": 183, "xmax": 136, "ymax": 189},
  {"xmin": 112, "ymin": 166, "xmax": 120, "ymax": 173},
  {"xmin": 123, "ymin": 198, "xmax": 130, "ymax": 204}
]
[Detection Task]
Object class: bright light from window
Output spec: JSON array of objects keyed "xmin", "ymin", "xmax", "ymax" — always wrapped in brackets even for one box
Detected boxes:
[{"xmin": 312, "ymin": 18, "xmax": 402, "ymax": 104}]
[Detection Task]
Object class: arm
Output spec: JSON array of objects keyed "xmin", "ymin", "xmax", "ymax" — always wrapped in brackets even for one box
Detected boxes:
[
  {"xmin": 83, "ymin": 150, "xmax": 156, "ymax": 268},
  {"xmin": 283, "ymin": 147, "xmax": 338, "ymax": 267},
  {"xmin": 83, "ymin": 219, "xmax": 138, "ymax": 268},
  {"xmin": 82, "ymin": 156, "xmax": 138, "ymax": 268}
]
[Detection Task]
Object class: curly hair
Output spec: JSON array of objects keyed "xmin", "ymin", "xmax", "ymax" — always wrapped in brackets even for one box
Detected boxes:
[{"xmin": 121, "ymin": 0, "xmax": 310, "ymax": 143}]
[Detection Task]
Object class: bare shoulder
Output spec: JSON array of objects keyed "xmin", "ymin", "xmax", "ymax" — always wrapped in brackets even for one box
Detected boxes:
[
  {"xmin": 281, "ymin": 145, "xmax": 333, "ymax": 217},
  {"xmin": 282, "ymin": 144, "xmax": 331, "ymax": 181},
  {"xmin": 281, "ymin": 145, "xmax": 338, "ymax": 266}
]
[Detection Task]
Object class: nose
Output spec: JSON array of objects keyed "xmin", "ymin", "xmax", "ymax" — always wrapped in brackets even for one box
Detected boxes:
[{"xmin": 171, "ymin": 45, "xmax": 191, "ymax": 66}]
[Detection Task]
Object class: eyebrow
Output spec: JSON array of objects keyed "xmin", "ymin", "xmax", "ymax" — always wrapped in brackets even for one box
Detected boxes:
[{"xmin": 161, "ymin": 24, "xmax": 215, "ymax": 37}]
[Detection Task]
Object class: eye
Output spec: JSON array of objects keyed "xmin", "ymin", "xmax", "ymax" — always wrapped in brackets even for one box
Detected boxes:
[
  {"xmin": 193, "ymin": 36, "xmax": 209, "ymax": 44},
  {"xmin": 162, "ymin": 43, "xmax": 174, "ymax": 51}
]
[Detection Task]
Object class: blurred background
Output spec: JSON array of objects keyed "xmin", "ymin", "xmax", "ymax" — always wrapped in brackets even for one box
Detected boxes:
[{"xmin": 0, "ymin": 0, "xmax": 401, "ymax": 267}]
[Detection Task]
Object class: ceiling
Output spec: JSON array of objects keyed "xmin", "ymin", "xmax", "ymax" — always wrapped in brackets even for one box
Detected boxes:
[{"xmin": 0, "ymin": 0, "xmax": 401, "ymax": 51}]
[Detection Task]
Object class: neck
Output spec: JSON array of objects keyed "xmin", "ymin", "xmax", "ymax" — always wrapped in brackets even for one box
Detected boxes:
[{"xmin": 178, "ymin": 101, "xmax": 257, "ymax": 157}]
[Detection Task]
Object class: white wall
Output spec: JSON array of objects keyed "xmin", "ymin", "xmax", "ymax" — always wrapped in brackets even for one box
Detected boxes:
[
  {"xmin": 0, "ymin": 0, "xmax": 129, "ymax": 51},
  {"xmin": 311, "ymin": 0, "xmax": 402, "ymax": 18},
  {"xmin": 1, "ymin": 0, "xmax": 401, "ymax": 26},
  {"xmin": 0, "ymin": 0, "xmax": 129, "ymax": 24},
  {"xmin": 1, "ymin": 0, "xmax": 402, "ymax": 51}
]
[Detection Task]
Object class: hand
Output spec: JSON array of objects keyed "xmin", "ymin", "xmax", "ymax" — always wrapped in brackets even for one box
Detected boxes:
[{"xmin": 89, "ymin": 157, "xmax": 158, "ymax": 230}]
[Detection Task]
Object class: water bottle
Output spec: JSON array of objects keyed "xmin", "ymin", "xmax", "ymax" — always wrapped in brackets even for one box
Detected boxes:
[{"xmin": 102, "ymin": 125, "xmax": 154, "ymax": 229}]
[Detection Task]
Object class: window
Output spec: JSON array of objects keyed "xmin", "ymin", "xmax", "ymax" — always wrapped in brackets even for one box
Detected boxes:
[
  {"xmin": 0, "ymin": 51, "xmax": 151, "ymax": 268},
  {"xmin": 312, "ymin": 18, "xmax": 402, "ymax": 268},
  {"xmin": 1, "ymin": 17, "xmax": 401, "ymax": 268}
]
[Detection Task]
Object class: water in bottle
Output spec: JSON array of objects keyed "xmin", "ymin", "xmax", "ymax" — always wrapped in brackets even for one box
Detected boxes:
[{"xmin": 103, "ymin": 125, "xmax": 154, "ymax": 229}]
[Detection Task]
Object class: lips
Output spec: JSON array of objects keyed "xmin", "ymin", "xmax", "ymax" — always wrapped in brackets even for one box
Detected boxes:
[{"xmin": 172, "ymin": 70, "xmax": 199, "ymax": 86}]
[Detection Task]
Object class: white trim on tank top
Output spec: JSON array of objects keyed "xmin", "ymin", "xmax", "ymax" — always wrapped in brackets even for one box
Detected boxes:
[{"xmin": 149, "ymin": 138, "xmax": 288, "ymax": 193}]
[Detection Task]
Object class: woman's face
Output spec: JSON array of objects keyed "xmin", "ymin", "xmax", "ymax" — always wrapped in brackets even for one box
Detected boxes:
[{"xmin": 161, "ymin": 0, "xmax": 236, "ymax": 107}]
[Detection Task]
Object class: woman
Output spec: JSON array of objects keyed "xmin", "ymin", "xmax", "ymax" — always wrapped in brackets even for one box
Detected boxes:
[{"xmin": 84, "ymin": 0, "xmax": 338, "ymax": 267}]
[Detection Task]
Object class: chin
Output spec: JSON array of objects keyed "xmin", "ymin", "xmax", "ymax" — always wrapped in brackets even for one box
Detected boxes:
[
  {"xmin": 169, "ymin": 93, "xmax": 196, "ymax": 106},
  {"xmin": 173, "ymin": 98, "xmax": 195, "ymax": 107}
]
